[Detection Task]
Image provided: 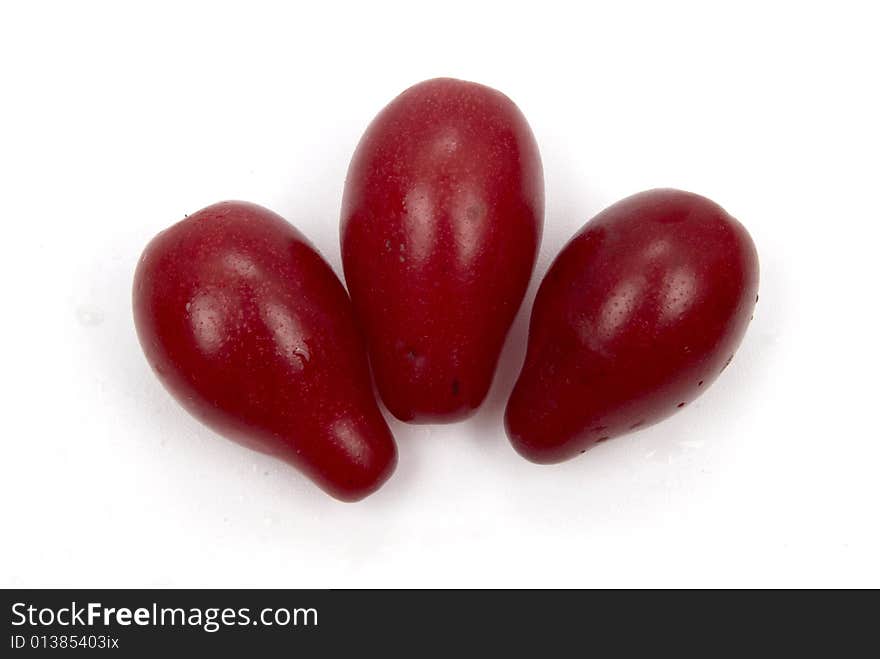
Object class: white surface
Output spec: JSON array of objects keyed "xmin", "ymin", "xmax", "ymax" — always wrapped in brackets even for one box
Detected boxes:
[{"xmin": 1, "ymin": 1, "xmax": 878, "ymax": 588}]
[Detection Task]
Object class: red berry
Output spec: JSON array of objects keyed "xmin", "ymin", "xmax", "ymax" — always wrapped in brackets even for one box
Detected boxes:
[
  {"xmin": 505, "ymin": 189, "xmax": 759, "ymax": 463},
  {"xmin": 341, "ymin": 78, "xmax": 544, "ymax": 422},
  {"xmin": 133, "ymin": 201, "xmax": 397, "ymax": 501}
]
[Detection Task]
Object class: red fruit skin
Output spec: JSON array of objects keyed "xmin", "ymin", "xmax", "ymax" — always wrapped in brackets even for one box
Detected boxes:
[
  {"xmin": 133, "ymin": 201, "xmax": 397, "ymax": 501},
  {"xmin": 505, "ymin": 189, "xmax": 759, "ymax": 464},
  {"xmin": 341, "ymin": 78, "xmax": 544, "ymax": 423}
]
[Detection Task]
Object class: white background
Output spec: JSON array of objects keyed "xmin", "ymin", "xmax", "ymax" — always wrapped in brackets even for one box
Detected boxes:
[{"xmin": 2, "ymin": 1, "xmax": 878, "ymax": 588}]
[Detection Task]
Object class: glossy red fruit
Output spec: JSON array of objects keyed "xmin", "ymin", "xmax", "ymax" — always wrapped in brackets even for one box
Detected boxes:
[
  {"xmin": 133, "ymin": 201, "xmax": 397, "ymax": 501},
  {"xmin": 505, "ymin": 189, "xmax": 759, "ymax": 463},
  {"xmin": 341, "ymin": 78, "xmax": 544, "ymax": 423}
]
